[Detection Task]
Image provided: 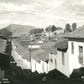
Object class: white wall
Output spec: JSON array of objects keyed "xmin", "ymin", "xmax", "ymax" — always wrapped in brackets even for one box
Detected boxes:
[
  {"xmin": 36, "ymin": 61, "xmax": 42, "ymax": 73},
  {"xmin": 31, "ymin": 58, "xmax": 36, "ymax": 72},
  {"xmin": 48, "ymin": 50, "xmax": 70, "ymax": 77},
  {"xmin": 19, "ymin": 59, "xmax": 30, "ymax": 69},
  {"xmin": 55, "ymin": 50, "xmax": 70, "ymax": 77},
  {"xmin": 31, "ymin": 58, "xmax": 48, "ymax": 74},
  {"xmin": 11, "ymin": 42, "xmax": 30, "ymax": 69},
  {"xmin": 41, "ymin": 61, "xmax": 48, "ymax": 73}
]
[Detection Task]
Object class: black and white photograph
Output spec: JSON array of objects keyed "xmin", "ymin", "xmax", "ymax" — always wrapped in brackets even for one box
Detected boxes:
[{"xmin": 0, "ymin": 0, "xmax": 84, "ymax": 84}]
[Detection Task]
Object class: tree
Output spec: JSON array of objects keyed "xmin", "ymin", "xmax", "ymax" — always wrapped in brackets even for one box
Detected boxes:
[
  {"xmin": 45, "ymin": 25, "xmax": 52, "ymax": 32},
  {"xmin": 51, "ymin": 25, "xmax": 56, "ymax": 32},
  {"xmin": 72, "ymin": 23, "xmax": 77, "ymax": 31},
  {"xmin": 29, "ymin": 28, "xmax": 43, "ymax": 36},
  {"xmin": 64, "ymin": 23, "xmax": 71, "ymax": 33},
  {"xmin": 0, "ymin": 29, "xmax": 12, "ymax": 40},
  {"xmin": 45, "ymin": 25, "xmax": 56, "ymax": 32}
]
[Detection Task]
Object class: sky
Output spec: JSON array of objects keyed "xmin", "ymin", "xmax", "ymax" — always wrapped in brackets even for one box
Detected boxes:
[{"xmin": 0, "ymin": 0, "xmax": 84, "ymax": 29}]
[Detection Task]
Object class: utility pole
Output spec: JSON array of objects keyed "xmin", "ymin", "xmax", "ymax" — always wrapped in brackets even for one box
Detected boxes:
[{"xmin": 28, "ymin": 45, "xmax": 32, "ymax": 71}]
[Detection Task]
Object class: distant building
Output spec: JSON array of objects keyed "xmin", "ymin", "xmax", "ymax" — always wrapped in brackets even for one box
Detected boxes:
[
  {"xmin": 28, "ymin": 44, "xmax": 40, "ymax": 49},
  {"xmin": 44, "ymin": 28, "xmax": 64, "ymax": 37},
  {"xmin": 53, "ymin": 29, "xmax": 64, "ymax": 35}
]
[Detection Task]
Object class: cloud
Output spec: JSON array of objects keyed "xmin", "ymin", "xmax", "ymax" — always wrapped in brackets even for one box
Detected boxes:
[
  {"xmin": 0, "ymin": 2, "xmax": 33, "ymax": 13},
  {"xmin": 0, "ymin": 0, "xmax": 65, "ymax": 13},
  {"xmin": 0, "ymin": 0, "xmax": 84, "ymax": 28}
]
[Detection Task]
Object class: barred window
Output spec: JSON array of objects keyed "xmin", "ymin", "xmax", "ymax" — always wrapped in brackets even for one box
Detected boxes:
[
  {"xmin": 79, "ymin": 46, "xmax": 83, "ymax": 56},
  {"xmin": 71, "ymin": 42, "xmax": 74, "ymax": 54},
  {"xmin": 79, "ymin": 46, "xmax": 83, "ymax": 64}
]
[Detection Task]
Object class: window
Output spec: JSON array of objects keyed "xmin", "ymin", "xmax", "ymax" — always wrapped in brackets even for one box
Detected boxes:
[
  {"xmin": 49, "ymin": 54, "xmax": 53, "ymax": 63},
  {"xmin": 62, "ymin": 52, "xmax": 65, "ymax": 65},
  {"xmin": 71, "ymin": 42, "xmax": 74, "ymax": 54},
  {"xmin": 79, "ymin": 46, "xmax": 83, "ymax": 64},
  {"xmin": 79, "ymin": 46, "xmax": 83, "ymax": 55},
  {"xmin": 50, "ymin": 59, "xmax": 53, "ymax": 63}
]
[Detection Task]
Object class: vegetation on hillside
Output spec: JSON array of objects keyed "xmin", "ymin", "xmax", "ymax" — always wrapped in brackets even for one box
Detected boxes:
[
  {"xmin": 1, "ymin": 24, "xmax": 37, "ymax": 38},
  {"xmin": 0, "ymin": 28, "xmax": 12, "ymax": 40},
  {"xmin": 45, "ymin": 25, "xmax": 62, "ymax": 32},
  {"xmin": 29, "ymin": 28, "xmax": 43, "ymax": 36}
]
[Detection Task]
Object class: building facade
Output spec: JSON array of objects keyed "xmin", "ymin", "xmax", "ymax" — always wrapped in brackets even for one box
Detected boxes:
[{"xmin": 49, "ymin": 27, "xmax": 84, "ymax": 77}]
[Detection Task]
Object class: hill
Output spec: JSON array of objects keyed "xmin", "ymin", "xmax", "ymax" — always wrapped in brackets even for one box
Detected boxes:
[{"xmin": 0, "ymin": 24, "xmax": 37, "ymax": 38}]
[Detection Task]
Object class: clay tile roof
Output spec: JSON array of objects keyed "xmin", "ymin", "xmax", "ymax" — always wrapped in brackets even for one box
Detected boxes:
[
  {"xmin": 53, "ymin": 32, "xmax": 68, "ymax": 52},
  {"xmin": 65, "ymin": 27, "xmax": 84, "ymax": 39},
  {"xmin": 31, "ymin": 46, "xmax": 57, "ymax": 62},
  {"xmin": 31, "ymin": 48, "xmax": 48, "ymax": 62},
  {"xmin": 13, "ymin": 41, "xmax": 30, "ymax": 61},
  {"xmin": 57, "ymin": 39, "xmax": 68, "ymax": 52},
  {"xmin": 13, "ymin": 39, "xmax": 57, "ymax": 62}
]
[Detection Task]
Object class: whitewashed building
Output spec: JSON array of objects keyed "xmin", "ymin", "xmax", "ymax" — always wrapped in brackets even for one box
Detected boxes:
[
  {"xmin": 65, "ymin": 27, "xmax": 84, "ymax": 77},
  {"xmin": 44, "ymin": 28, "xmax": 64, "ymax": 37},
  {"xmin": 50, "ymin": 27, "xmax": 84, "ymax": 77}
]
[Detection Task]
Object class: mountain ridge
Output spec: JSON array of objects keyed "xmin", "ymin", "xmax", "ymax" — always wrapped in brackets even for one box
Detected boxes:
[{"xmin": 0, "ymin": 24, "xmax": 37, "ymax": 38}]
